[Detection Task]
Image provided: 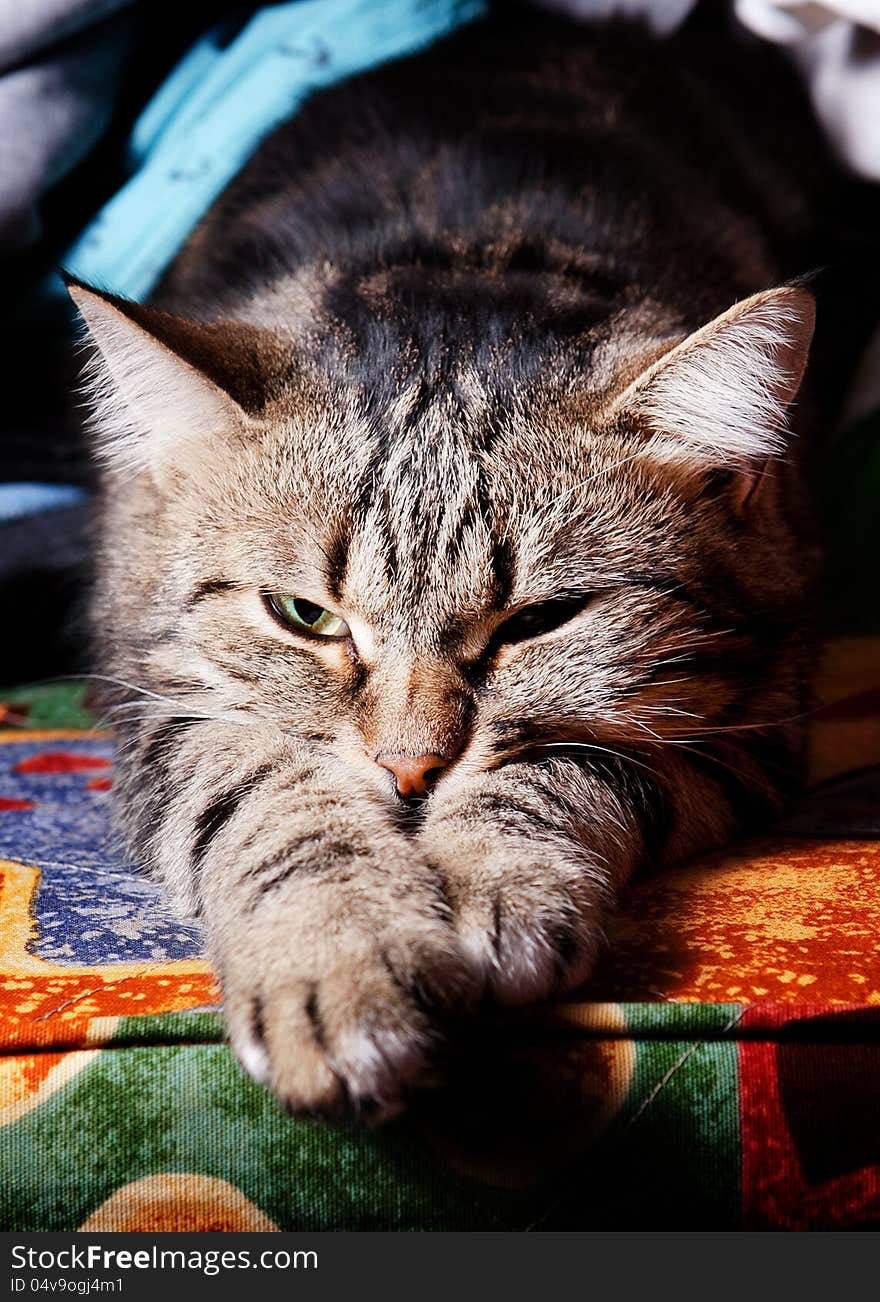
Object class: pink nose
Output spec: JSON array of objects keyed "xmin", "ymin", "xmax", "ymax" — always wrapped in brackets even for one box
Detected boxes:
[{"xmin": 376, "ymin": 753, "xmax": 447, "ymax": 799}]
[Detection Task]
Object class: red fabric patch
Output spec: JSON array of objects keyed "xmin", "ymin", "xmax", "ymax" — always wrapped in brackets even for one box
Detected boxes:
[
  {"xmin": 739, "ymin": 1003, "xmax": 872, "ymax": 1034},
  {"xmin": 740, "ymin": 1008, "xmax": 880, "ymax": 1229},
  {"xmin": 0, "ymin": 703, "xmax": 30, "ymax": 727},
  {"xmin": 13, "ymin": 752, "xmax": 111, "ymax": 775},
  {"xmin": 0, "ymin": 798, "xmax": 34, "ymax": 812},
  {"xmin": 87, "ymin": 778, "xmax": 112, "ymax": 792}
]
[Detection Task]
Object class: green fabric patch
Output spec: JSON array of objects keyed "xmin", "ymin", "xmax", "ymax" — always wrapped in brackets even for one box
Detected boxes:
[
  {"xmin": 549, "ymin": 1038, "xmax": 741, "ymax": 1230},
  {"xmin": 0, "ymin": 1035, "xmax": 742, "ymax": 1231},
  {"xmin": 1, "ymin": 682, "xmax": 96, "ymax": 730},
  {"xmin": 109, "ymin": 1011, "xmax": 225, "ymax": 1048},
  {"xmin": 621, "ymin": 1002, "xmax": 744, "ymax": 1038},
  {"xmin": 0, "ymin": 1046, "xmax": 516, "ymax": 1231}
]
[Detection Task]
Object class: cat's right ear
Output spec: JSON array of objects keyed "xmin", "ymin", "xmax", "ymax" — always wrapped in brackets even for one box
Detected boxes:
[{"xmin": 66, "ymin": 280, "xmax": 258, "ymax": 479}]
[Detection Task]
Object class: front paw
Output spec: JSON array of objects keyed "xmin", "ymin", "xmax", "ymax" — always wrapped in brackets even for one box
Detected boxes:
[
  {"xmin": 219, "ymin": 900, "xmax": 475, "ymax": 1122},
  {"xmin": 423, "ymin": 831, "xmax": 606, "ymax": 1006}
]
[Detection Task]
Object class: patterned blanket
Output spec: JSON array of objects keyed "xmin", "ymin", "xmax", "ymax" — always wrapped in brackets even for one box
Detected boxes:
[{"xmin": 0, "ymin": 639, "xmax": 879, "ymax": 1231}]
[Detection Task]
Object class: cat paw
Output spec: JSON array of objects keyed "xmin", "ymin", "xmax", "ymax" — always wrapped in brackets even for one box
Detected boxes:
[
  {"xmin": 462, "ymin": 884, "xmax": 599, "ymax": 1004},
  {"xmin": 425, "ymin": 841, "xmax": 603, "ymax": 1005},
  {"xmin": 220, "ymin": 916, "xmax": 475, "ymax": 1121}
]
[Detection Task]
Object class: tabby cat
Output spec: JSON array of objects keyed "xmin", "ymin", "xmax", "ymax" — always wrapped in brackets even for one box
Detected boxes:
[{"xmin": 70, "ymin": 5, "xmax": 837, "ymax": 1119}]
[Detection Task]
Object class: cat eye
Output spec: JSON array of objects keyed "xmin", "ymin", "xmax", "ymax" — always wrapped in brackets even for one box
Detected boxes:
[
  {"xmin": 264, "ymin": 593, "xmax": 350, "ymax": 640},
  {"xmin": 495, "ymin": 596, "xmax": 594, "ymax": 646}
]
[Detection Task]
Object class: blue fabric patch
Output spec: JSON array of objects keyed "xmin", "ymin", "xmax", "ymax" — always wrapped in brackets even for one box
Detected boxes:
[
  {"xmin": 0, "ymin": 484, "xmax": 86, "ymax": 523},
  {"xmin": 0, "ymin": 737, "xmax": 203, "ymax": 965},
  {"xmin": 64, "ymin": 0, "xmax": 486, "ymax": 301}
]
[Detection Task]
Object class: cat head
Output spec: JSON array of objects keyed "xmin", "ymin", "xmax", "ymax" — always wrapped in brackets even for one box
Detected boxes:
[{"xmin": 71, "ymin": 280, "xmax": 816, "ymax": 801}]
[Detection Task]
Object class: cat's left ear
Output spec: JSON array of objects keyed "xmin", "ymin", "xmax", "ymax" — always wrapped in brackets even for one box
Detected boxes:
[
  {"xmin": 66, "ymin": 280, "xmax": 269, "ymax": 479},
  {"xmin": 610, "ymin": 285, "xmax": 815, "ymax": 502}
]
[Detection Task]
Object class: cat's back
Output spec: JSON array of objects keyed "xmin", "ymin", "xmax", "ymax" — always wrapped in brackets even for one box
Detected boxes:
[{"xmin": 154, "ymin": 4, "xmax": 836, "ymax": 331}]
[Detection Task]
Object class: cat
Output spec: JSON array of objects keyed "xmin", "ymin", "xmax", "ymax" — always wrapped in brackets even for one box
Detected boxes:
[{"xmin": 70, "ymin": 3, "xmax": 841, "ymax": 1120}]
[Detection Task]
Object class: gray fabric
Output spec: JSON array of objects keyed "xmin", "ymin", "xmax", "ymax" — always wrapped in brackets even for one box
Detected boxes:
[
  {"xmin": 0, "ymin": 0, "xmax": 132, "ymax": 67},
  {"xmin": 531, "ymin": 0, "xmax": 693, "ymax": 35},
  {"xmin": 0, "ymin": 0, "xmax": 134, "ymax": 251}
]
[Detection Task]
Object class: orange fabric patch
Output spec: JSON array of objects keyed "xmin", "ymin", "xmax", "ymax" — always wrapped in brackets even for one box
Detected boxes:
[{"xmin": 590, "ymin": 838, "xmax": 880, "ymax": 1006}]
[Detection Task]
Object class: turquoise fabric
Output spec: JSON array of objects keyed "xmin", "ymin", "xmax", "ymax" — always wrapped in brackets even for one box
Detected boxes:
[{"xmin": 64, "ymin": 0, "xmax": 487, "ymax": 302}]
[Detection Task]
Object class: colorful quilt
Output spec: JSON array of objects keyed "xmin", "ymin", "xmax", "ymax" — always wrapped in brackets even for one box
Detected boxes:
[{"xmin": 0, "ymin": 639, "xmax": 879, "ymax": 1232}]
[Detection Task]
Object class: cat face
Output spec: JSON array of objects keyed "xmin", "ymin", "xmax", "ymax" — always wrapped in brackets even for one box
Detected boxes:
[{"xmin": 73, "ymin": 283, "xmax": 816, "ymax": 801}]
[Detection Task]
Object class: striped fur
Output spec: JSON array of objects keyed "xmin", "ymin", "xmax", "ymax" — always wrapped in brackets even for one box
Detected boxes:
[{"xmin": 73, "ymin": 9, "xmax": 828, "ymax": 1119}]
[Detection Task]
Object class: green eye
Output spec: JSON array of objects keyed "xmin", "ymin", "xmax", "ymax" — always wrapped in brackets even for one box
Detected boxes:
[{"xmin": 265, "ymin": 594, "xmax": 350, "ymax": 640}]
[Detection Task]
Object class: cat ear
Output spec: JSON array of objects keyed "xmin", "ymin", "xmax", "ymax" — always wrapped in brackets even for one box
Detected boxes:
[
  {"xmin": 611, "ymin": 286, "xmax": 815, "ymax": 481},
  {"xmin": 67, "ymin": 281, "xmax": 260, "ymax": 477}
]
